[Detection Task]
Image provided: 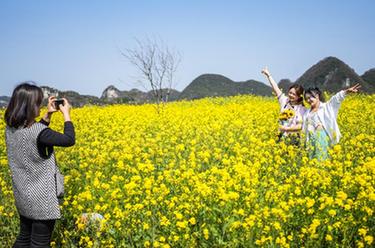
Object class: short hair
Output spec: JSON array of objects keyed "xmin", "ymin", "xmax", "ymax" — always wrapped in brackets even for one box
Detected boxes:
[
  {"xmin": 4, "ymin": 82, "xmax": 43, "ymax": 128},
  {"xmin": 304, "ymin": 87, "xmax": 325, "ymax": 102}
]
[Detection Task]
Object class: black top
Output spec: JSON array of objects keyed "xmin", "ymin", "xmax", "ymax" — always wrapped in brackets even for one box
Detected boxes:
[{"xmin": 37, "ymin": 119, "xmax": 75, "ymax": 158}]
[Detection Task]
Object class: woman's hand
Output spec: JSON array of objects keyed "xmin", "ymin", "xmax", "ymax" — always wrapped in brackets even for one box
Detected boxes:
[
  {"xmin": 279, "ymin": 125, "xmax": 289, "ymax": 132},
  {"xmin": 345, "ymin": 83, "xmax": 361, "ymax": 94},
  {"xmin": 315, "ymin": 123, "xmax": 323, "ymax": 130},
  {"xmin": 42, "ymin": 96, "xmax": 59, "ymax": 123},
  {"xmin": 262, "ymin": 67, "xmax": 282, "ymax": 97},
  {"xmin": 59, "ymin": 98, "xmax": 71, "ymax": 122},
  {"xmin": 47, "ymin": 96, "xmax": 59, "ymax": 113},
  {"xmin": 279, "ymin": 124, "xmax": 302, "ymax": 132},
  {"xmin": 261, "ymin": 67, "xmax": 271, "ymax": 77}
]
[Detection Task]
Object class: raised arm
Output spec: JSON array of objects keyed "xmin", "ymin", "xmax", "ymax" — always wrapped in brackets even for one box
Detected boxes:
[
  {"xmin": 38, "ymin": 97, "xmax": 75, "ymax": 147},
  {"xmin": 38, "ymin": 122, "xmax": 75, "ymax": 147},
  {"xmin": 262, "ymin": 67, "xmax": 282, "ymax": 97},
  {"xmin": 344, "ymin": 83, "xmax": 361, "ymax": 94},
  {"xmin": 327, "ymin": 83, "xmax": 361, "ymax": 116}
]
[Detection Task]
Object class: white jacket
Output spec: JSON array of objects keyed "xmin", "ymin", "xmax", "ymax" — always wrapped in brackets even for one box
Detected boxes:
[{"xmin": 303, "ymin": 90, "xmax": 346, "ymax": 145}]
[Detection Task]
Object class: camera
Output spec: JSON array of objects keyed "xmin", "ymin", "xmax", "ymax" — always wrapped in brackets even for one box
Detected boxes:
[{"xmin": 54, "ymin": 99, "xmax": 64, "ymax": 109}]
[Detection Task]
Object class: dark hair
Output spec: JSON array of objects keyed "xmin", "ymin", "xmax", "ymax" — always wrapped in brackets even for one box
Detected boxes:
[
  {"xmin": 288, "ymin": 84, "xmax": 304, "ymax": 105},
  {"xmin": 4, "ymin": 82, "xmax": 43, "ymax": 128},
  {"xmin": 304, "ymin": 87, "xmax": 325, "ymax": 102}
]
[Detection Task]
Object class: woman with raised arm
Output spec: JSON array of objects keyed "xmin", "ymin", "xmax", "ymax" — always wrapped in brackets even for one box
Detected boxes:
[
  {"xmin": 262, "ymin": 67, "xmax": 306, "ymax": 145},
  {"xmin": 4, "ymin": 82, "xmax": 75, "ymax": 247},
  {"xmin": 303, "ymin": 83, "xmax": 361, "ymax": 160}
]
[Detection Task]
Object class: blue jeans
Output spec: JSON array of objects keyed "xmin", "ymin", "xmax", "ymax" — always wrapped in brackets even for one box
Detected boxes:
[{"xmin": 13, "ymin": 215, "xmax": 56, "ymax": 248}]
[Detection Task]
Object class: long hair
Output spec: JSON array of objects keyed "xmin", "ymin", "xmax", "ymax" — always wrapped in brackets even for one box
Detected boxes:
[
  {"xmin": 304, "ymin": 87, "xmax": 325, "ymax": 103},
  {"xmin": 288, "ymin": 84, "xmax": 304, "ymax": 105},
  {"xmin": 4, "ymin": 82, "xmax": 44, "ymax": 128}
]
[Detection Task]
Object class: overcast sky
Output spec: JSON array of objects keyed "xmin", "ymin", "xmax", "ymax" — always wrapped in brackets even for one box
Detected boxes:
[{"xmin": 1, "ymin": 0, "xmax": 374, "ymax": 97}]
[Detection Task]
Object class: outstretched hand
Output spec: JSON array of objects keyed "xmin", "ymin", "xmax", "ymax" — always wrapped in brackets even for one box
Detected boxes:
[
  {"xmin": 261, "ymin": 67, "xmax": 271, "ymax": 77},
  {"xmin": 345, "ymin": 83, "xmax": 361, "ymax": 94}
]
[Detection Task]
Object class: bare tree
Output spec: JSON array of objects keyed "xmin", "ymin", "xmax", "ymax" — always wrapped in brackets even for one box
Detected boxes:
[{"xmin": 122, "ymin": 38, "xmax": 180, "ymax": 108}]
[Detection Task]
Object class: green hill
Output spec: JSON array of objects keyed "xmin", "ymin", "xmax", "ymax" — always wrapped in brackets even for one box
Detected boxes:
[
  {"xmin": 41, "ymin": 86, "xmax": 101, "ymax": 107},
  {"xmin": 361, "ymin": 68, "xmax": 375, "ymax": 89},
  {"xmin": 1, "ymin": 57, "xmax": 373, "ymax": 108},
  {"xmin": 278, "ymin": 79, "xmax": 293, "ymax": 93},
  {"xmin": 179, "ymin": 74, "xmax": 272, "ymax": 100},
  {"xmin": 295, "ymin": 57, "xmax": 374, "ymax": 93},
  {"xmin": 0, "ymin": 96, "xmax": 10, "ymax": 108},
  {"xmin": 101, "ymin": 85, "xmax": 181, "ymax": 104}
]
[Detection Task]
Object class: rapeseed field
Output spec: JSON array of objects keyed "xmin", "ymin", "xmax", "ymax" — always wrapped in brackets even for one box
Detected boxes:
[{"xmin": 0, "ymin": 95, "xmax": 374, "ymax": 247}]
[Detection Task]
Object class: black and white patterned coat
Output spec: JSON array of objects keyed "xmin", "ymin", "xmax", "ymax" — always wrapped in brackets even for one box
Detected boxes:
[{"xmin": 5, "ymin": 122, "xmax": 61, "ymax": 220}]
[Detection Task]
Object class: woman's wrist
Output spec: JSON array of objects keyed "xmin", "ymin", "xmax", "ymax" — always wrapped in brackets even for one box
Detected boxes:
[
  {"xmin": 279, "ymin": 126, "xmax": 288, "ymax": 132},
  {"xmin": 63, "ymin": 112, "xmax": 71, "ymax": 122},
  {"xmin": 42, "ymin": 112, "xmax": 52, "ymax": 123}
]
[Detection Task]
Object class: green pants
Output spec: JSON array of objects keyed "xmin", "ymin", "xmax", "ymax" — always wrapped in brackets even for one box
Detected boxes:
[{"xmin": 307, "ymin": 129, "xmax": 330, "ymax": 161}]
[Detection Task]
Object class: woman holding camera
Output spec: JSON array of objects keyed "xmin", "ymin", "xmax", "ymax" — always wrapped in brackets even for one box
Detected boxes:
[
  {"xmin": 261, "ymin": 67, "xmax": 306, "ymax": 145},
  {"xmin": 4, "ymin": 83, "xmax": 75, "ymax": 247}
]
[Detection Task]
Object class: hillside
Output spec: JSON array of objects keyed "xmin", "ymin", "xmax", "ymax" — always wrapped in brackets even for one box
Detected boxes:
[
  {"xmin": 101, "ymin": 85, "xmax": 181, "ymax": 103},
  {"xmin": 0, "ymin": 96, "xmax": 10, "ymax": 108},
  {"xmin": 179, "ymin": 74, "xmax": 272, "ymax": 100},
  {"xmin": 278, "ymin": 79, "xmax": 293, "ymax": 93},
  {"xmin": 0, "ymin": 57, "xmax": 374, "ymax": 108},
  {"xmin": 361, "ymin": 68, "xmax": 375, "ymax": 87},
  {"xmin": 295, "ymin": 57, "xmax": 374, "ymax": 93},
  {"xmin": 41, "ymin": 86, "xmax": 101, "ymax": 107}
]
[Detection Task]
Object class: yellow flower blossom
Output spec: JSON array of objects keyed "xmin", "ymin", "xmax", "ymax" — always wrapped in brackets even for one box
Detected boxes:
[{"xmin": 0, "ymin": 95, "xmax": 374, "ymax": 247}]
